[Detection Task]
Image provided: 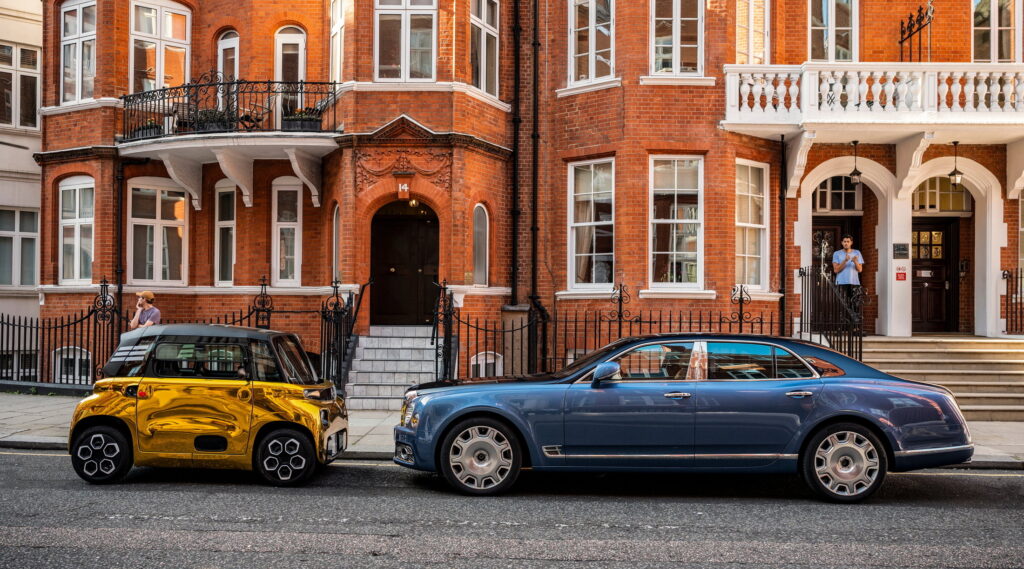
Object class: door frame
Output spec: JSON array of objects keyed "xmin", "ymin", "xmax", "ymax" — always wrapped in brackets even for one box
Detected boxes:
[
  {"xmin": 369, "ymin": 200, "xmax": 440, "ymax": 325},
  {"xmin": 911, "ymin": 217, "xmax": 960, "ymax": 333}
]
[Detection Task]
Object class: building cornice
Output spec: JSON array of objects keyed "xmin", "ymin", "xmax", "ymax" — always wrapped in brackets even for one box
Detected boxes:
[
  {"xmin": 336, "ymin": 130, "xmax": 511, "ymax": 159},
  {"xmin": 33, "ymin": 146, "xmax": 118, "ymax": 165}
]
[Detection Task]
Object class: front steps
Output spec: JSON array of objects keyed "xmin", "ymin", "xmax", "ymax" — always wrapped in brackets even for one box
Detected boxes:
[
  {"xmin": 345, "ymin": 326, "xmax": 436, "ymax": 410},
  {"xmin": 863, "ymin": 336, "xmax": 1024, "ymax": 421}
]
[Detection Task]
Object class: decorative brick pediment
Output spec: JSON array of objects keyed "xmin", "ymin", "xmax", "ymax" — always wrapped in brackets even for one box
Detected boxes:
[
  {"xmin": 355, "ymin": 148, "xmax": 453, "ymax": 194},
  {"xmin": 367, "ymin": 115, "xmax": 442, "ymax": 143}
]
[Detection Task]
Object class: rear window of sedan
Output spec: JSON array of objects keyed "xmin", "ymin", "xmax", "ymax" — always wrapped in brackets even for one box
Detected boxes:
[{"xmin": 706, "ymin": 342, "xmax": 815, "ymax": 380}]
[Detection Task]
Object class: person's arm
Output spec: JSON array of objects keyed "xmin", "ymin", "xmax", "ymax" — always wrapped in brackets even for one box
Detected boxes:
[
  {"xmin": 832, "ymin": 253, "xmax": 846, "ymax": 274},
  {"xmin": 129, "ymin": 308, "xmax": 141, "ymax": 330},
  {"xmin": 853, "ymin": 251, "xmax": 864, "ymax": 273}
]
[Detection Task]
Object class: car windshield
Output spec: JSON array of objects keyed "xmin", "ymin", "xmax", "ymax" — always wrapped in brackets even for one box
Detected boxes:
[
  {"xmin": 549, "ymin": 337, "xmax": 636, "ymax": 379},
  {"xmin": 274, "ymin": 335, "xmax": 319, "ymax": 385}
]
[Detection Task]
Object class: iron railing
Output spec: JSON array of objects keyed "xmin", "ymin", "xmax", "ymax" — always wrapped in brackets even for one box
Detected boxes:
[
  {"xmin": 796, "ymin": 265, "xmax": 864, "ymax": 360},
  {"xmin": 121, "ymin": 71, "xmax": 340, "ymax": 141},
  {"xmin": 1003, "ymin": 269, "xmax": 1024, "ymax": 334}
]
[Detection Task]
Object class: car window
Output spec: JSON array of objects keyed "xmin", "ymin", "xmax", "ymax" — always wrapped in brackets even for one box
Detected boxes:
[
  {"xmin": 609, "ymin": 342, "xmax": 694, "ymax": 381},
  {"xmin": 103, "ymin": 337, "xmax": 155, "ymax": 378},
  {"xmin": 250, "ymin": 341, "xmax": 283, "ymax": 382},
  {"xmin": 151, "ymin": 342, "xmax": 249, "ymax": 380},
  {"xmin": 551, "ymin": 337, "xmax": 636, "ymax": 379},
  {"xmin": 774, "ymin": 347, "xmax": 816, "ymax": 378},
  {"xmin": 273, "ymin": 336, "xmax": 318, "ymax": 385},
  {"xmin": 707, "ymin": 342, "xmax": 772, "ymax": 380}
]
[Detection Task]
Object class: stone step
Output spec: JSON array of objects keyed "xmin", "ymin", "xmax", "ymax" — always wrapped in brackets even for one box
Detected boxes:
[
  {"xmin": 885, "ymin": 370, "xmax": 1024, "ymax": 382},
  {"xmin": 354, "ymin": 347, "xmax": 435, "ymax": 361},
  {"xmin": 347, "ymin": 382, "xmax": 413, "ymax": 398},
  {"xmin": 863, "ymin": 348, "xmax": 1024, "ymax": 361},
  {"xmin": 347, "ymin": 370, "xmax": 436, "ymax": 384},
  {"xmin": 953, "ymin": 393, "xmax": 1024, "ymax": 406},
  {"xmin": 357, "ymin": 336, "xmax": 435, "ymax": 349},
  {"xmin": 932, "ymin": 381, "xmax": 1024, "ymax": 394},
  {"xmin": 863, "ymin": 338, "xmax": 1024, "ymax": 351},
  {"xmin": 345, "ymin": 396, "xmax": 404, "ymax": 411},
  {"xmin": 865, "ymin": 359, "xmax": 1024, "ymax": 372},
  {"xmin": 959, "ymin": 405, "xmax": 1024, "ymax": 421},
  {"xmin": 369, "ymin": 326, "xmax": 433, "ymax": 338},
  {"xmin": 351, "ymin": 359, "xmax": 435, "ymax": 373}
]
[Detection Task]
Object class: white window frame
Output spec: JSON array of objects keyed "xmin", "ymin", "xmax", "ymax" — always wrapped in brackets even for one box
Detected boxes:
[
  {"xmin": 58, "ymin": 175, "xmax": 94, "ymax": 285},
  {"xmin": 648, "ymin": 155, "xmax": 704, "ymax": 290},
  {"xmin": 912, "ymin": 177, "xmax": 974, "ymax": 216},
  {"xmin": 972, "ymin": 0, "xmax": 1023, "ymax": 63},
  {"xmin": 60, "ymin": 0, "xmax": 96, "ymax": 104},
  {"xmin": 470, "ymin": 351, "xmax": 503, "ymax": 377},
  {"xmin": 374, "ymin": 0, "xmax": 438, "ymax": 82},
  {"xmin": 735, "ymin": 159, "xmax": 770, "ymax": 290},
  {"xmin": 52, "ymin": 346, "xmax": 91, "ymax": 383},
  {"xmin": 214, "ymin": 180, "xmax": 235, "ymax": 286},
  {"xmin": 0, "ymin": 208, "xmax": 38, "ymax": 287},
  {"xmin": 568, "ymin": 157, "xmax": 615, "ymax": 290},
  {"xmin": 649, "ymin": 0, "xmax": 703, "ymax": 75},
  {"xmin": 272, "ymin": 177, "xmax": 303, "ymax": 287},
  {"xmin": 812, "ymin": 175, "xmax": 863, "ymax": 215},
  {"xmin": 332, "ymin": 203, "xmax": 341, "ymax": 282},
  {"xmin": 217, "ymin": 30, "xmax": 239, "ymax": 79},
  {"xmin": 0, "ymin": 42, "xmax": 40, "ymax": 129},
  {"xmin": 275, "ymin": 26, "xmax": 307, "ymax": 83},
  {"xmin": 736, "ymin": 0, "xmax": 770, "ymax": 64},
  {"xmin": 129, "ymin": 0, "xmax": 191, "ymax": 93},
  {"xmin": 127, "ymin": 178, "xmax": 189, "ymax": 286},
  {"xmin": 808, "ymin": 0, "xmax": 858, "ymax": 62},
  {"xmin": 471, "ymin": 0, "xmax": 500, "ymax": 96},
  {"xmin": 473, "ymin": 203, "xmax": 489, "ymax": 286},
  {"xmin": 331, "ymin": 0, "xmax": 345, "ymax": 82},
  {"xmin": 569, "ymin": 0, "xmax": 615, "ymax": 86}
]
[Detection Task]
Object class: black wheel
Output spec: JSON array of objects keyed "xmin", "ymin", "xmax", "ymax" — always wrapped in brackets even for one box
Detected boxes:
[
  {"xmin": 254, "ymin": 429, "xmax": 317, "ymax": 487},
  {"xmin": 800, "ymin": 422, "xmax": 888, "ymax": 503},
  {"xmin": 70, "ymin": 425, "xmax": 133, "ymax": 484},
  {"xmin": 438, "ymin": 418, "xmax": 522, "ymax": 496}
]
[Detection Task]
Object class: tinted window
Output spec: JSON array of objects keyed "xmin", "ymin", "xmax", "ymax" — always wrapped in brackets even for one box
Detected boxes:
[
  {"xmin": 103, "ymin": 337, "xmax": 155, "ymax": 378},
  {"xmin": 551, "ymin": 337, "xmax": 636, "ymax": 379},
  {"xmin": 152, "ymin": 342, "xmax": 248, "ymax": 380},
  {"xmin": 611, "ymin": 342, "xmax": 693, "ymax": 380},
  {"xmin": 251, "ymin": 341, "xmax": 282, "ymax": 382},
  {"xmin": 274, "ymin": 335, "xmax": 318, "ymax": 385},
  {"xmin": 774, "ymin": 347, "xmax": 816, "ymax": 378},
  {"xmin": 707, "ymin": 342, "xmax": 772, "ymax": 380}
]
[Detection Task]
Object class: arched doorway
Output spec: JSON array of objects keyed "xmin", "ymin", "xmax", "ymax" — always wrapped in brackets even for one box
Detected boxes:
[{"xmin": 370, "ymin": 200, "xmax": 439, "ymax": 325}]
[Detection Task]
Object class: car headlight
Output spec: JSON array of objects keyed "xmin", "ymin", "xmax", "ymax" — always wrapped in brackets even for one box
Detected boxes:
[{"xmin": 400, "ymin": 390, "xmax": 419, "ymax": 427}]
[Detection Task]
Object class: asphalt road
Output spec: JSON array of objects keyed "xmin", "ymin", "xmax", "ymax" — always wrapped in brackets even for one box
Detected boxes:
[{"xmin": 1, "ymin": 450, "xmax": 1022, "ymax": 569}]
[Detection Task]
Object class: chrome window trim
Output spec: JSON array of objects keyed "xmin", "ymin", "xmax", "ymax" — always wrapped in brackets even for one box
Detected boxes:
[
  {"xmin": 699, "ymin": 339, "xmax": 822, "ymax": 381},
  {"xmin": 894, "ymin": 444, "xmax": 974, "ymax": 457}
]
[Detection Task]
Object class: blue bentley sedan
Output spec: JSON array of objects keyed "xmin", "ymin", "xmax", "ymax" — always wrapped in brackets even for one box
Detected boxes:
[{"xmin": 393, "ymin": 335, "xmax": 973, "ymax": 502}]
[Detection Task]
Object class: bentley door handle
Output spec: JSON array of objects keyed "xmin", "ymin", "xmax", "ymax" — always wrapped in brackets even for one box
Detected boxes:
[
  {"xmin": 786, "ymin": 391, "xmax": 814, "ymax": 398},
  {"xmin": 664, "ymin": 392, "xmax": 692, "ymax": 399}
]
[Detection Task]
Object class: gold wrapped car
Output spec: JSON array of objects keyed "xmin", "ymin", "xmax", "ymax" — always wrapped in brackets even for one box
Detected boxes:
[{"xmin": 69, "ymin": 324, "xmax": 347, "ymax": 486}]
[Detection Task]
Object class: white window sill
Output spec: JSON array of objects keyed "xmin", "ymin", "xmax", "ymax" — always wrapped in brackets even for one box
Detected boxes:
[
  {"xmin": 0, "ymin": 125, "xmax": 40, "ymax": 136},
  {"xmin": 555, "ymin": 288, "xmax": 615, "ymax": 300},
  {"xmin": 638, "ymin": 289, "xmax": 717, "ymax": 300},
  {"xmin": 40, "ymin": 98, "xmax": 122, "ymax": 116},
  {"xmin": 555, "ymin": 77, "xmax": 622, "ymax": 98},
  {"xmin": 639, "ymin": 75, "xmax": 717, "ymax": 86},
  {"xmin": 0, "ymin": 286, "xmax": 40, "ymax": 297},
  {"xmin": 743, "ymin": 290, "xmax": 783, "ymax": 302}
]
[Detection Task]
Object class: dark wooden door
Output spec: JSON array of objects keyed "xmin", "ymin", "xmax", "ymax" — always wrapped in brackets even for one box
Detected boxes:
[
  {"xmin": 911, "ymin": 219, "xmax": 958, "ymax": 333},
  {"xmin": 370, "ymin": 202, "xmax": 439, "ymax": 325}
]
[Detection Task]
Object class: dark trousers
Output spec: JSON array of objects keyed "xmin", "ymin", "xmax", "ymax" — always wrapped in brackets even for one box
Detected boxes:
[{"xmin": 837, "ymin": 284, "xmax": 861, "ymax": 306}]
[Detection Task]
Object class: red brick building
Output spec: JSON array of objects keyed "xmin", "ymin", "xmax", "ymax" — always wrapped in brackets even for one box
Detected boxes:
[{"xmin": 29, "ymin": 0, "xmax": 1024, "ymax": 397}]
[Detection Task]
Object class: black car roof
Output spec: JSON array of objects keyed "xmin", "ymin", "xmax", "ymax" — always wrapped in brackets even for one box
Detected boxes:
[{"xmin": 118, "ymin": 324, "xmax": 284, "ymax": 342}]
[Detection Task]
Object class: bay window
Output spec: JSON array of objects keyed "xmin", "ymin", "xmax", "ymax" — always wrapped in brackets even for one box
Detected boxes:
[
  {"xmin": 129, "ymin": 183, "xmax": 187, "ymax": 285},
  {"xmin": 273, "ymin": 178, "xmax": 303, "ymax": 286},
  {"xmin": 60, "ymin": 0, "xmax": 96, "ymax": 103},
  {"xmin": 569, "ymin": 159, "xmax": 614, "ymax": 287},
  {"xmin": 809, "ymin": 0, "xmax": 855, "ymax": 62},
  {"xmin": 571, "ymin": 0, "xmax": 614, "ymax": 84},
  {"xmin": 650, "ymin": 157, "xmax": 702, "ymax": 288},
  {"xmin": 375, "ymin": 0, "xmax": 437, "ymax": 82},
  {"xmin": 215, "ymin": 182, "xmax": 235, "ymax": 285},
  {"xmin": 471, "ymin": 0, "xmax": 499, "ymax": 96},
  {"xmin": 59, "ymin": 176, "xmax": 94, "ymax": 284},
  {"xmin": 130, "ymin": 0, "xmax": 190, "ymax": 92},
  {"xmin": 736, "ymin": 0, "xmax": 769, "ymax": 64},
  {"xmin": 651, "ymin": 0, "xmax": 701, "ymax": 74},
  {"xmin": 0, "ymin": 208, "xmax": 37, "ymax": 287},
  {"xmin": 735, "ymin": 161, "xmax": 769, "ymax": 288},
  {"xmin": 0, "ymin": 43, "xmax": 39, "ymax": 128}
]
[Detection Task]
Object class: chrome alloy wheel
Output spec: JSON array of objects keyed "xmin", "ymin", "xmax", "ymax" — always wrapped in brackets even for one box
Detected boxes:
[
  {"xmin": 448, "ymin": 426, "xmax": 514, "ymax": 490},
  {"xmin": 76, "ymin": 433, "xmax": 121, "ymax": 478},
  {"xmin": 813, "ymin": 431, "xmax": 880, "ymax": 497},
  {"xmin": 262, "ymin": 437, "xmax": 307, "ymax": 482}
]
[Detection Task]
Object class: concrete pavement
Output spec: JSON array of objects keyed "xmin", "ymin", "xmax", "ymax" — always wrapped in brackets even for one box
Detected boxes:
[{"xmin": 0, "ymin": 392, "xmax": 1021, "ymax": 467}]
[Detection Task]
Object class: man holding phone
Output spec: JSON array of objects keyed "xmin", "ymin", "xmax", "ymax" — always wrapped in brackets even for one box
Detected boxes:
[
  {"xmin": 832, "ymin": 234, "xmax": 864, "ymax": 303},
  {"xmin": 130, "ymin": 291, "xmax": 161, "ymax": 330}
]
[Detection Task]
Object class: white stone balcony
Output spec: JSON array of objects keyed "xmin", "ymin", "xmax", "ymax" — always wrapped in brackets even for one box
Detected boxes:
[{"xmin": 722, "ymin": 63, "xmax": 1024, "ymax": 144}]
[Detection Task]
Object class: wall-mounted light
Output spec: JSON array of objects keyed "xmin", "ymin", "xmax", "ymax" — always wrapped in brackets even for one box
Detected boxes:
[
  {"xmin": 849, "ymin": 140, "xmax": 862, "ymax": 186},
  {"xmin": 949, "ymin": 141, "xmax": 964, "ymax": 187},
  {"xmin": 408, "ymin": 198, "xmax": 419, "ymax": 207}
]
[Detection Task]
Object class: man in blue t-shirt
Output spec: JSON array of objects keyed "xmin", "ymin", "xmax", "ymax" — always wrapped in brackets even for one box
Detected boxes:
[{"xmin": 832, "ymin": 234, "xmax": 864, "ymax": 303}]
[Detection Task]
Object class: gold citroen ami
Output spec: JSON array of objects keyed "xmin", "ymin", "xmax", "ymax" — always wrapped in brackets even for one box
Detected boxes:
[{"xmin": 69, "ymin": 324, "xmax": 347, "ymax": 486}]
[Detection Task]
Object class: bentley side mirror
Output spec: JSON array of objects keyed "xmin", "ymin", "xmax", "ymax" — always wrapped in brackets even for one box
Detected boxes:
[{"xmin": 591, "ymin": 362, "xmax": 621, "ymax": 388}]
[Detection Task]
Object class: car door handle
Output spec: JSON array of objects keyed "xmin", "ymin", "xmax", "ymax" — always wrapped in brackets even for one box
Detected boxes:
[
  {"xmin": 664, "ymin": 392, "xmax": 692, "ymax": 399},
  {"xmin": 786, "ymin": 391, "xmax": 814, "ymax": 398}
]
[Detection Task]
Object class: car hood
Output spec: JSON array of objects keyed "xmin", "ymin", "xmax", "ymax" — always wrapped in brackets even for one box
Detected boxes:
[{"xmin": 409, "ymin": 373, "xmax": 558, "ymax": 394}]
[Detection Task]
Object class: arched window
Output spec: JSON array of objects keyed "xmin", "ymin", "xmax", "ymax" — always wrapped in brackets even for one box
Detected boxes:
[
  {"xmin": 470, "ymin": 351, "xmax": 503, "ymax": 377},
  {"xmin": 130, "ymin": 0, "xmax": 191, "ymax": 92},
  {"xmin": 272, "ymin": 177, "xmax": 303, "ymax": 286},
  {"xmin": 275, "ymin": 26, "xmax": 306, "ymax": 118},
  {"xmin": 473, "ymin": 204, "xmax": 488, "ymax": 285},
  {"xmin": 53, "ymin": 346, "xmax": 91, "ymax": 382},
  {"xmin": 60, "ymin": 0, "xmax": 96, "ymax": 103},
  {"xmin": 217, "ymin": 30, "xmax": 238, "ymax": 79},
  {"xmin": 812, "ymin": 176, "xmax": 862, "ymax": 214},
  {"xmin": 215, "ymin": 180, "xmax": 235, "ymax": 285},
  {"xmin": 332, "ymin": 204, "xmax": 341, "ymax": 282},
  {"xmin": 912, "ymin": 177, "xmax": 972, "ymax": 214},
  {"xmin": 58, "ymin": 175, "xmax": 94, "ymax": 284}
]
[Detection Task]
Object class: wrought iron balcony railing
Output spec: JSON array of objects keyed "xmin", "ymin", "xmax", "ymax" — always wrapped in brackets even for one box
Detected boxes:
[{"xmin": 121, "ymin": 73, "xmax": 340, "ymax": 142}]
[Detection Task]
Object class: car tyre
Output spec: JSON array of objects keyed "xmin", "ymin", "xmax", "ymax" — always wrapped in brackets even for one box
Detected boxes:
[
  {"xmin": 800, "ymin": 422, "xmax": 888, "ymax": 503},
  {"xmin": 71, "ymin": 425, "xmax": 133, "ymax": 484},
  {"xmin": 254, "ymin": 429, "xmax": 317, "ymax": 487},
  {"xmin": 439, "ymin": 417, "xmax": 522, "ymax": 496}
]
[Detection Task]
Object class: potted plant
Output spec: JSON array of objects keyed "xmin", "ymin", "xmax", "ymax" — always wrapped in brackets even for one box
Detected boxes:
[
  {"xmin": 130, "ymin": 118, "xmax": 163, "ymax": 139},
  {"xmin": 194, "ymin": 109, "xmax": 234, "ymax": 132},
  {"xmin": 282, "ymin": 107, "xmax": 322, "ymax": 131}
]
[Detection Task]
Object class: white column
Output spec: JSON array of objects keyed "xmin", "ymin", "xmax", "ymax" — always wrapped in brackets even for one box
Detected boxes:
[
  {"xmin": 975, "ymin": 188, "xmax": 1007, "ymax": 336},
  {"xmin": 877, "ymin": 195, "xmax": 913, "ymax": 336}
]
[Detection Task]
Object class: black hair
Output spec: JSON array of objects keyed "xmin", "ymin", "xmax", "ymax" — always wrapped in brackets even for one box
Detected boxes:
[{"xmin": 841, "ymin": 234, "xmax": 854, "ymax": 241}]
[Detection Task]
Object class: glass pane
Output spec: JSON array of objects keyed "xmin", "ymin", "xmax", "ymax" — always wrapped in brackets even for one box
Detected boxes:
[
  {"xmin": 0, "ymin": 45, "xmax": 9, "ymax": 67},
  {"xmin": 0, "ymin": 237, "xmax": 11, "ymax": 284},
  {"xmin": 974, "ymin": 30, "xmax": 991, "ymax": 61},
  {"xmin": 19, "ymin": 211, "xmax": 37, "ymax": 232},
  {"xmin": 62, "ymin": 11, "xmax": 77, "ymax": 38},
  {"xmin": 409, "ymin": 15, "xmax": 434, "ymax": 79},
  {"xmin": 132, "ymin": 188, "xmax": 157, "ymax": 219},
  {"xmin": 485, "ymin": 33, "xmax": 497, "ymax": 95},
  {"xmin": 132, "ymin": 225, "xmax": 154, "ymax": 280},
  {"xmin": 377, "ymin": 14, "xmax": 402, "ymax": 78},
  {"xmin": 80, "ymin": 224, "xmax": 92, "ymax": 278},
  {"xmin": 974, "ymin": 0, "xmax": 990, "ymax": 26},
  {"xmin": 471, "ymin": 25, "xmax": 482, "ymax": 88},
  {"xmin": 932, "ymin": 245, "xmax": 943, "ymax": 259},
  {"xmin": 82, "ymin": 5, "xmax": 96, "ymax": 33},
  {"xmin": 133, "ymin": 40, "xmax": 157, "ymax": 92},
  {"xmin": 653, "ymin": 191, "xmax": 674, "ymax": 220},
  {"xmin": 811, "ymin": 0, "xmax": 827, "ymax": 26},
  {"xmin": 472, "ymin": 0, "xmax": 481, "ymax": 17},
  {"xmin": 487, "ymin": 0, "xmax": 498, "ymax": 27},
  {"xmin": 62, "ymin": 44, "xmax": 77, "ymax": 102},
  {"xmin": 998, "ymin": 29, "xmax": 1014, "ymax": 62},
  {"xmin": 62, "ymin": 226, "xmax": 75, "ymax": 279},
  {"xmin": 165, "ymin": 11, "xmax": 188, "ymax": 41},
  {"xmin": 811, "ymin": 29, "xmax": 827, "ymax": 60},
  {"xmin": 473, "ymin": 207, "xmax": 487, "ymax": 285},
  {"xmin": 653, "ymin": 161, "xmax": 674, "ymax": 189},
  {"xmin": 81, "ymin": 39, "xmax": 95, "ymax": 99},
  {"xmin": 593, "ymin": 161, "xmax": 613, "ymax": 192},
  {"xmin": 19, "ymin": 47, "xmax": 38, "ymax": 70},
  {"xmin": 277, "ymin": 190, "xmax": 298, "ymax": 222},
  {"xmin": 834, "ymin": 30, "xmax": 851, "ymax": 61},
  {"xmin": 775, "ymin": 348, "xmax": 814, "ymax": 378},
  {"xmin": 0, "ymin": 210, "xmax": 13, "ymax": 231},
  {"xmin": 162, "ymin": 226, "xmax": 183, "ymax": 281},
  {"xmin": 20, "ymin": 237, "xmax": 35, "ymax": 285},
  {"xmin": 134, "ymin": 5, "xmax": 157, "ymax": 34},
  {"xmin": 218, "ymin": 191, "xmax": 235, "ymax": 221},
  {"xmin": 707, "ymin": 342, "xmax": 772, "ymax": 380},
  {"xmin": 0, "ymin": 72, "xmax": 11, "ymax": 125},
  {"xmin": 279, "ymin": 227, "xmax": 296, "ymax": 280},
  {"xmin": 80, "ymin": 187, "xmax": 94, "ymax": 218},
  {"xmin": 573, "ymin": 165, "xmax": 592, "ymax": 195},
  {"xmin": 163, "ymin": 45, "xmax": 187, "ymax": 88},
  {"xmin": 218, "ymin": 227, "xmax": 233, "ymax": 282},
  {"xmin": 835, "ymin": 0, "xmax": 852, "ymax": 27},
  {"xmin": 161, "ymin": 191, "xmax": 185, "ymax": 221},
  {"xmin": 613, "ymin": 343, "xmax": 693, "ymax": 380},
  {"xmin": 677, "ymin": 160, "xmax": 699, "ymax": 188},
  {"xmin": 19, "ymin": 75, "xmax": 38, "ymax": 128}
]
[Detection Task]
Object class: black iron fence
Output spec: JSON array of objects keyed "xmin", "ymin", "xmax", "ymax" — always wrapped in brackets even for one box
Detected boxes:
[
  {"xmin": 122, "ymin": 71, "xmax": 340, "ymax": 141},
  {"xmin": 0, "ymin": 278, "xmax": 365, "ymax": 389},
  {"xmin": 796, "ymin": 265, "xmax": 864, "ymax": 360},
  {"xmin": 1003, "ymin": 269, "xmax": 1024, "ymax": 335}
]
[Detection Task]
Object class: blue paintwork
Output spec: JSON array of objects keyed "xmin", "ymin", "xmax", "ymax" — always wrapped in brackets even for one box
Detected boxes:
[{"xmin": 393, "ymin": 334, "xmax": 973, "ymax": 475}]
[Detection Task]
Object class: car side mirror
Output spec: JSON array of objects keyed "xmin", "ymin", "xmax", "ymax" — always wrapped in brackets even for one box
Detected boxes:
[{"xmin": 591, "ymin": 362, "xmax": 620, "ymax": 388}]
